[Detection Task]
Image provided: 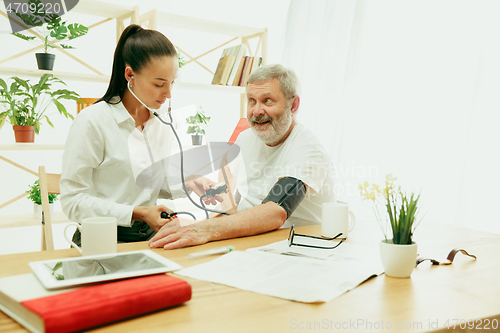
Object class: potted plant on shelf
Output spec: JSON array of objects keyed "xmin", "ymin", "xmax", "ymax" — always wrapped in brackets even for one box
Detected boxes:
[
  {"xmin": 10, "ymin": 0, "xmax": 89, "ymax": 70},
  {"xmin": 178, "ymin": 51, "xmax": 186, "ymax": 69},
  {"xmin": 186, "ymin": 106, "xmax": 210, "ymax": 145},
  {"xmin": 0, "ymin": 74, "xmax": 82, "ymax": 142},
  {"xmin": 26, "ymin": 179, "xmax": 58, "ymax": 219},
  {"xmin": 176, "ymin": 50, "xmax": 186, "ymax": 82},
  {"xmin": 359, "ymin": 174, "xmax": 423, "ymax": 278}
]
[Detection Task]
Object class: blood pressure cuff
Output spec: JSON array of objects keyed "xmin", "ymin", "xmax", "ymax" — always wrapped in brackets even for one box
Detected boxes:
[{"xmin": 262, "ymin": 177, "xmax": 307, "ymax": 219}]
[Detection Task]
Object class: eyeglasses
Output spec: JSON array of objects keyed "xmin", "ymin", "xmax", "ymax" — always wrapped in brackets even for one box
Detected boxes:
[{"xmin": 288, "ymin": 225, "xmax": 346, "ymax": 249}]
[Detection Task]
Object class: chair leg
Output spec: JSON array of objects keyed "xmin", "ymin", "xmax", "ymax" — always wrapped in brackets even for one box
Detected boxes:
[{"xmin": 41, "ymin": 213, "xmax": 47, "ymax": 251}]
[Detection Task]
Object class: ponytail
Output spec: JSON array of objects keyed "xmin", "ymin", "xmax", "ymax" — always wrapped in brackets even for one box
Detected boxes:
[{"xmin": 101, "ymin": 24, "xmax": 177, "ymax": 104}]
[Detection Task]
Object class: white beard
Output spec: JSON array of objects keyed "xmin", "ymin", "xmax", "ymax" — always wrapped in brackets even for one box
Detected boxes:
[{"xmin": 250, "ymin": 106, "xmax": 293, "ymax": 145}]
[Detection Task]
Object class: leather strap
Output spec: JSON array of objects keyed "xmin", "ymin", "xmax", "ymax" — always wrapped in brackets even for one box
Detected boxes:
[{"xmin": 416, "ymin": 248, "xmax": 477, "ymax": 266}]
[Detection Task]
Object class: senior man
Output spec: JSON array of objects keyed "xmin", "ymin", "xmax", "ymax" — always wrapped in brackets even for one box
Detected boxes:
[{"xmin": 149, "ymin": 64, "xmax": 335, "ymax": 250}]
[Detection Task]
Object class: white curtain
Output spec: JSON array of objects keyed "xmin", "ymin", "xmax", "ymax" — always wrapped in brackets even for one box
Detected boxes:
[{"xmin": 281, "ymin": 0, "xmax": 500, "ymax": 234}]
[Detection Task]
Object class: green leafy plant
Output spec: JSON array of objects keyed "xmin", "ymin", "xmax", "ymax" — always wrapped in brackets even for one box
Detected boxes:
[
  {"xmin": 45, "ymin": 262, "xmax": 64, "ymax": 280},
  {"xmin": 358, "ymin": 174, "xmax": 423, "ymax": 245},
  {"xmin": 10, "ymin": 0, "xmax": 88, "ymax": 53},
  {"xmin": 178, "ymin": 51, "xmax": 186, "ymax": 69},
  {"xmin": 0, "ymin": 74, "xmax": 81, "ymax": 134},
  {"xmin": 26, "ymin": 179, "xmax": 58, "ymax": 205},
  {"xmin": 186, "ymin": 106, "xmax": 210, "ymax": 135}
]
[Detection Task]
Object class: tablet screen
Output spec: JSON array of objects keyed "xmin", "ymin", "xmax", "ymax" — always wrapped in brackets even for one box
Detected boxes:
[{"xmin": 29, "ymin": 250, "xmax": 183, "ymax": 290}]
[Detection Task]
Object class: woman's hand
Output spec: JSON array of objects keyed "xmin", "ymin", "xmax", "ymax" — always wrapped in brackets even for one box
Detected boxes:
[
  {"xmin": 132, "ymin": 205, "xmax": 176, "ymax": 232},
  {"xmin": 185, "ymin": 176, "xmax": 226, "ymax": 205}
]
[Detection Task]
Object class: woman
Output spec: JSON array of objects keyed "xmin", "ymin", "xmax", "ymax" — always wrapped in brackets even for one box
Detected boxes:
[{"xmin": 60, "ymin": 24, "xmax": 219, "ymax": 244}]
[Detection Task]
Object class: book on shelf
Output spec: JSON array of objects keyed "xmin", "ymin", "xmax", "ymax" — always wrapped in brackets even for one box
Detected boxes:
[
  {"xmin": 236, "ymin": 56, "xmax": 262, "ymax": 86},
  {"xmin": 0, "ymin": 273, "xmax": 192, "ymax": 333},
  {"xmin": 231, "ymin": 56, "xmax": 246, "ymax": 86},
  {"xmin": 227, "ymin": 44, "xmax": 246, "ymax": 85},
  {"xmin": 211, "ymin": 54, "xmax": 235, "ymax": 85},
  {"xmin": 250, "ymin": 56, "xmax": 263, "ymax": 74},
  {"xmin": 211, "ymin": 44, "xmax": 248, "ymax": 86}
]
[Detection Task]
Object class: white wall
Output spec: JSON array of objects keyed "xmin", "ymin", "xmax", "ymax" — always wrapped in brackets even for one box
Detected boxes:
[{"xmin": 0, "ymin": 0, "xmax": 290, "ymax": 217}]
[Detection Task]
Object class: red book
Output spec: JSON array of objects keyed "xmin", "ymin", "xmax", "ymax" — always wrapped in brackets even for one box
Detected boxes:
[
  {"xmin": 0, "ymin": 273, "xmax": 191, "ymax": 333},
  {"xmin": 237, "ymin": 56, "xmax": 251, "ymax": 86}
]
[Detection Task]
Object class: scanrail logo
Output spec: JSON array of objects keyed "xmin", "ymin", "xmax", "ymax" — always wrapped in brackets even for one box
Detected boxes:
[{"xmin": 3, "ymin": 0, "xmax": 80, "ymax": 33}]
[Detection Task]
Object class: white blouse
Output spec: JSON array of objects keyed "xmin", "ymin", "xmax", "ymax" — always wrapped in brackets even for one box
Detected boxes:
[{"xmin": 60, "ymin": 99, "xmax": 184, "ymax": 227}]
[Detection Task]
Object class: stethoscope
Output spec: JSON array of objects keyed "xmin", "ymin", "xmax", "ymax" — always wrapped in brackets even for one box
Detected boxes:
[{"xmin": 127, "ymin": 79, "xmax": 228, "ymax": 220}]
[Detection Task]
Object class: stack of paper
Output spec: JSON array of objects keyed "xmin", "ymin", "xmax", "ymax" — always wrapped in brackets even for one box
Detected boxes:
[{"xmin": 177, "ymin": 240, "xmax": 383, "ymax": 303}]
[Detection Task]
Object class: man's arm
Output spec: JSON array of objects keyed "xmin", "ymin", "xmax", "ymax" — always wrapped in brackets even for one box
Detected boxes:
[{"xmin": 149, "ymin": 201, "xmax": 287, "ymax": 250}]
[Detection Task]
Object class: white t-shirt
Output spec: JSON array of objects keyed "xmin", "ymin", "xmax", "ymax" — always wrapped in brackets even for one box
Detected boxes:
[
  {"xmin": 229, "ymin": 122, "xmax": 336, "ymax": 227},
  {"xmin": 60, "ymin": 99, "xmax": 184, "ymax": 227}
]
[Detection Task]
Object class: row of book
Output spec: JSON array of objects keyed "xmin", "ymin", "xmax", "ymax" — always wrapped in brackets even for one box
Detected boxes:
[{"xmin": 211, "ymin": 44, "xmax": 262, "ymax": 86}]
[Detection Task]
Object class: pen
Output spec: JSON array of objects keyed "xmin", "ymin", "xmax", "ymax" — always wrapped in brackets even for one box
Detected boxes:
[{"xmin": 188, "ymin": 246, "xmax": 235, "ymax": 260}]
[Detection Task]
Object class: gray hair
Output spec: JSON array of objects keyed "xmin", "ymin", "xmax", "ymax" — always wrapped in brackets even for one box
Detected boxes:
[{"xmin": 246, "ymin": 64, "xmax": 301, "ymax": 101}]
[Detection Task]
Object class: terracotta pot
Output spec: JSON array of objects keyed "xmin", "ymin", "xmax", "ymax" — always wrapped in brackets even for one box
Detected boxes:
[
  {"xmin": 35, "ymin": 53, "xmax": 55, "ymax": 71},
  {"xmin": 13, "ymin": 125, "xmax": 35, "ymax": 143}
]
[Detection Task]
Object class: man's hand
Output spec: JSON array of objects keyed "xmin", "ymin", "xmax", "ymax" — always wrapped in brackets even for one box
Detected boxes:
[
  {"xmin": 132, "ymin": 205, "xmax": 175, "ymax": 232},
  {"xmin": 149, "ymin": 218, "xmax": 211, "ymax": 250},
  {"xmin": 185, "ymin": 176, "xmax": 225, "ymax": 205}
]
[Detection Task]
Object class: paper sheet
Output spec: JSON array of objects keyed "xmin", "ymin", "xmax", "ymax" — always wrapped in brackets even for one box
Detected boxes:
[{"xmin": 176, "ymin": 241, "xmax": 383, "ymax": 303}]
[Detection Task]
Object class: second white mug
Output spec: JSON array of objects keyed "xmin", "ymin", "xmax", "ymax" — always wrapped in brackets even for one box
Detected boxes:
[
  {"xmin": 64, "ymin": 217, "xmax": 117, "ymax": 256},
  {"xmin": 321, "ymin": 202, "xmax": 356, "ymax": 238}
]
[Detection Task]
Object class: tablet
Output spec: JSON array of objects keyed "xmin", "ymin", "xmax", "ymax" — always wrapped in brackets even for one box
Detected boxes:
[{"xmin": 29, "ymin": 250, "xmax": 183, "ymax": 290}]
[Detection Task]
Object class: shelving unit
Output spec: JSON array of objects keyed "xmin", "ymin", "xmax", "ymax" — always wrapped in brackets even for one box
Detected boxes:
[
  {"xmin": 0, "ymin": 1, "xmax": 267, "ymax": 116},
  {"xmin": 140, "ymin": 10, "xmax": 267, "ymax": 117},
  {"xmin": 0, "ymin": 0, "xmax": 138, "ymax": 81}
]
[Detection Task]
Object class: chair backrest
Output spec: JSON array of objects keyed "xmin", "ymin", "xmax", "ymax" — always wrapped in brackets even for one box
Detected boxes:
[
  {"xmin": 228, "ymin": 118, "xmax": 250, "ymax": 144},
  {"xmin": 38, "ymin": 166, "xmax": 61, "ymax": 251},
  {"xmin": 76, "ymin": 98, "xmax": 100, "ymax": 113}
]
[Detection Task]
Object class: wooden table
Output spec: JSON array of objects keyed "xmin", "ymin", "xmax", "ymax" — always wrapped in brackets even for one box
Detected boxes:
[{"xmin": 0, "ymin": 222, "xmax": 499, "ymax": 333}]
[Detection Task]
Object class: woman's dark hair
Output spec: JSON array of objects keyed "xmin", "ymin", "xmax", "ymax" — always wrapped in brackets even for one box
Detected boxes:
[{"xmin": 101, "ymin": 24, "xmax": 177, "ymax": 104}]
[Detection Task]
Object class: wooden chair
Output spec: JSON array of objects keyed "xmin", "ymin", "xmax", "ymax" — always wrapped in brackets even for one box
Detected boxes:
[
  {"xmin": 219, "ymin": 118, "xmax": 249, "ymax": 213},
  {"xmin": 38, "ymin": 166, "xmax": 61, "ymax": 251},
  {"xmin": 227, "ymin": 118, "xmax": 250, "ymax": 144},
  {"xmin": 76, "ymin": 98, "xmax": 100, "ymax": 113}
]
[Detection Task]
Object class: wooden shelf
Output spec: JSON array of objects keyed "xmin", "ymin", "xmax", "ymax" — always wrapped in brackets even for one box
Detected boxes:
[
  {"xmin": 0, "ymin": 2, "xmax": 261, "ymax": 115},
  {"xmin": 0, "ymin": 144, "xmax": 65, "ymax": 151},
  {"xmin": 176, "ymin": 82, "xmax": 245, "ymax": 93},
  {"xmin": 0, "ymin": 66, "xmax": 110, "ymax": 83},
  {"xmin": 155, "ymin": 12, "xmax": 266, "ymax": 37},
  {"xmin": 0, "ymin": 211, "xmax": 71, "ymax": 229},
  {"xmin": 0, "ymin": 67, "xmax": 247, "ymax": 95},
  {"xmin": 72, "ymin": 0, "xmax": 137, "ymax": 19}
]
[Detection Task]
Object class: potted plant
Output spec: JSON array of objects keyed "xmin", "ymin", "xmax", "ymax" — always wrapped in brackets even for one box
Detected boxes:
[
  {"xmin": 10, "ymin": 0, "xmax": 88, "ymax": 70},
  {"xmin": 359, "ymin": 174, "xmax": 423, "ymax": 278},
  {"xmin": 26, "ymin": 179, "xmax": 58, "ymax": 219},
  {"xmin": 178, "ymin": 51, "xmax": 186, "ymax": 69},
  {"xmin": 176, "ymin": 51, "xmax": 186, "ymax": 82},
  {"xmin": 186, "ymin": 106, "xmax": 210, "ymax": 145},
  {"xmin": 0, "ymin": 74, "xmax": 82, "ymax": 142}
]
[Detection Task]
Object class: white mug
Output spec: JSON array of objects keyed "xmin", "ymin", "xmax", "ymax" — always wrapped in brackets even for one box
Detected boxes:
[
  {"xmin": 64, "ymin": 217, "xmax": 117, "ymax": 256},
  {"xmin": 321, "ymin": 202, "xmax": 356, "ymax": 238}
]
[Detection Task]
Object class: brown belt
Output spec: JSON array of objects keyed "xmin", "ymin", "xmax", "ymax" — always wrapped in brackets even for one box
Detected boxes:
[{"xmin": 416, "ymin": 248, "xmax": 477, "ymax": 266}]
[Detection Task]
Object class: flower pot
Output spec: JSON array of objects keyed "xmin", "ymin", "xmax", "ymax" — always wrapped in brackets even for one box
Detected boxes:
[
  {"xmin": 191, "ymin": 134, "xmax": 203, "ymax": 145},
  {"xmin": 34, "ymin": 203, "xmax": 54, "ymax": 220},
  {"xmin": 380, "ymin": 239, "xmax": 418, "ymax": 278},
  {"xmin": 35, "ymin": 53, "xmax": 55, "ymax": 71},
  {"xmin": 13, "ymin": 125, "xmax": 35, "ymax": 143}
]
